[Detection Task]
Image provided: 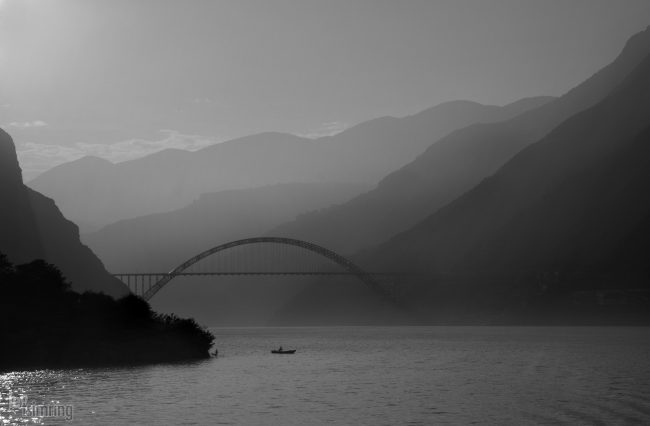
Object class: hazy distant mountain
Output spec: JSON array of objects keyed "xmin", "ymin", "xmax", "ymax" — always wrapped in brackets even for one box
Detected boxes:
[
  {"xmin": 267, "ymin": 275, "xmax": 412, "ymax": 326},
  {"xmin": 0, "ymin": 129, "xmax": 127, "ymax": 297},
  {"xmin": 273, "ymin": 26, "xmax": 650, "ymax": 255},
  {"xmin": 365, "ymin": 46, "xmax": 650, "ymax": 316},
  {"xmin": 29, "ymin": 97, "xmax": 551, "ymax": 232},
  {"xmin": 83, "ymin": 182, "xmax": 365, "ymax": 272}
]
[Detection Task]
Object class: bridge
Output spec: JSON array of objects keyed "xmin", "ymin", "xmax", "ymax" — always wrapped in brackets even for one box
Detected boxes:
[{"xmin": 113, "ymin": 237, "xmax": 396, "ymax": 302}]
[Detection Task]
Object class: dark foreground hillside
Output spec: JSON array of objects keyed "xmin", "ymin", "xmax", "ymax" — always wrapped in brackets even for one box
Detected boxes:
[{"xmin": 0, "ymin": 253, "xmax": 214, "ymax": 371}]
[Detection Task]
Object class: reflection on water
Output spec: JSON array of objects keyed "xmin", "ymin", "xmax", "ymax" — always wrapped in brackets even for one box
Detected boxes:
[
  {"xmin": 1, "ymin": 370, "xmax": 77, "ymax": 424},
  {"xmin": 2, "ymin": 327, "xmax": 650, "ymax": 425}
]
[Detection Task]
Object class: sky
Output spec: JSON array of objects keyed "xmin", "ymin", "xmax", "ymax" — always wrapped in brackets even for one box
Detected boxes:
[{"xmin": 1, "ymin": 0, "xmax": 650, "ymax": 180}]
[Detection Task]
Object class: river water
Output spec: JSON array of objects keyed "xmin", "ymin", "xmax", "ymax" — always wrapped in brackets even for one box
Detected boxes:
[{"xmin": 1, "ymin": 327, "xmax": 650, "ymax": 425}]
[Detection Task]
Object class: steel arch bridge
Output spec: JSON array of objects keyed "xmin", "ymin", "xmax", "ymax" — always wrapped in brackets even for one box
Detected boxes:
[{"xmin": 114, "ymin": 237, "xmax": 391, "ymax": 302}]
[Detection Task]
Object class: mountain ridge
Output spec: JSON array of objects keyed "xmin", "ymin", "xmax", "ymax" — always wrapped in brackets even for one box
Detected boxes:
[
  {"xmin": 360, "ymin": 48, "xmax": 650, "ymax": 319},
  {"xmin": 271, "ymin": 26, "xmax": 650, "ymax": 256},
  {"xmin": 0, "ymin": 128, "xmax": 128, "ymax": 297},
  {"xmin": 83, "ymin": 181, "xmax": 367, "ymax": 273},
  {"xmin": 28, "ymin": 97, "xmax": 552, "ymax": 232}
]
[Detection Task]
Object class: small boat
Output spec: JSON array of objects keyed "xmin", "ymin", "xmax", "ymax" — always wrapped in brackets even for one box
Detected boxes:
[{"xmin": 271, "ymin": 348, "xmax": 296, "ymax": 354}]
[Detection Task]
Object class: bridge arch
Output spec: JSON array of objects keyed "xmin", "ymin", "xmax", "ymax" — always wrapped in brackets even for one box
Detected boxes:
[{"xmin": 140, "ymin": 237, "xmax": 387, "ymax": 301}]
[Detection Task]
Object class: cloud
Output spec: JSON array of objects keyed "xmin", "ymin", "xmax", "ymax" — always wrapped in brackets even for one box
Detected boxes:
[
  {"xmin": 16, "ymin": 129, "xmax": 220, "ymax": 181},
  {"xmin": 6, "ymin": 120, "xmax": 48, "ymax": 128},
  {"xmin": 298, "ymin": 121, "xmax": 348, "ymax": 139}
]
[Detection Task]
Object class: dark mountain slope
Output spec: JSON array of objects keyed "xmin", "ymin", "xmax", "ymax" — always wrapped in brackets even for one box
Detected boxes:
[
  {"xmin": 0, "ymin": 129, "xmax": 128, "ymax": 297},
  {"xmin": 273, "ymin": 26, "xmax": 650, "ymax": 255},
  {"xmin": 366, "ymin": 50, "xmax": 650, "ymax": 311}
]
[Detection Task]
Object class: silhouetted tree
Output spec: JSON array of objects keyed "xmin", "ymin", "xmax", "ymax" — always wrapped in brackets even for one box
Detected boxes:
[{"xmin": 0, "ymin": 252, "xmax": 214, "ymax": 371}]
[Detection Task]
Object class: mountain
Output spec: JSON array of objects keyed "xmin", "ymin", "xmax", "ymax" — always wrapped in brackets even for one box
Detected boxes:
[
  {"xmin": 272, "ymin": 26, "xmax": 650, "ymax": 256},
  {"xmin": 0, "ymin": 129, "xmax": 128, "ymax": 297},
  {"xmin": 364, "ymin": 46, "xmax": 650, "ymax": 319},
  {"xmin": 28, "ymin": 97, "xmax": 551, "ymax": 232},
  {"xmin": 83, "ymin": 182, "xmax": 366, "ymax": 272}
]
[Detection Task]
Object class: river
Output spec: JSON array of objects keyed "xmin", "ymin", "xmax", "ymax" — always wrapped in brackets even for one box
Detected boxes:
[{"xmin": 2, "ymin": 326, "xmax": 650, "ymax": 425}]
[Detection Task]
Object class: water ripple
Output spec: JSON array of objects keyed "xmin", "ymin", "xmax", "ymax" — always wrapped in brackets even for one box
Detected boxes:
[{"xmin": 1, "ymin": 326, "xmax": 649, "ymax": 425}]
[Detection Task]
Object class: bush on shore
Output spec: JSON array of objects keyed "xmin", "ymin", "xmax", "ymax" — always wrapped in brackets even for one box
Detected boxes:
[{"xmin": 0, "ymin": 253, "xmax": 214, "ymax": 370}]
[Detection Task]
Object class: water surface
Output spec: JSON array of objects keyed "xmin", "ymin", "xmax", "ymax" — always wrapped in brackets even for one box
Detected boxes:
[{"xmin": 2, "ymin": 327, "xmax": 650, "ymax": 425}]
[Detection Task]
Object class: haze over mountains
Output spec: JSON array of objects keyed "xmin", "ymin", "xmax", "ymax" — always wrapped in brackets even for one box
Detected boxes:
[
  {"xmin": 274, "ymin": 27, "xmax": 650, "ymax": 255},
  {"xmin": 369, "ymin": 46, "xmax": 650, "ymax": 274},
  {"xmin": 0, "ymin": 129, "xmax": 127, "ymax": 297},
  {"xmin": 355, "ymin": 29, "xmax": 650, "ymax": 322},
  {"xmin": 84, "ymin": 182, "xmax": 365, "ymax": 272},
  {"xmin": 5, "ymin": 22, "xmax": 650, "ymax": 325},
  {"xmin": 29, "ymin": 97, "xmax": 551, "ymax": 232}
]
